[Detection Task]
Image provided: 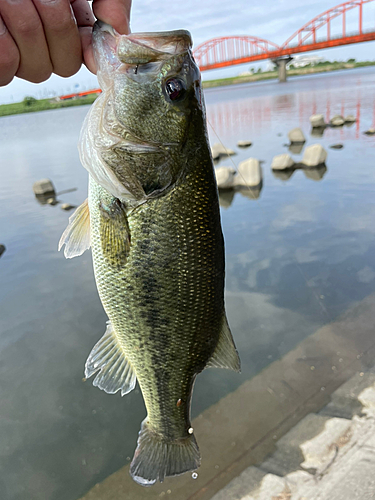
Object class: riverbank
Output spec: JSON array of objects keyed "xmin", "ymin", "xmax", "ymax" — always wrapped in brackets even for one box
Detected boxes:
[
  {"xmin": 1, "ymin": 61, "xmax": 374, "ymax": 118},
  {"xmin": 203, "ymin": 60, "xmax": 375, "ymax": 88}
]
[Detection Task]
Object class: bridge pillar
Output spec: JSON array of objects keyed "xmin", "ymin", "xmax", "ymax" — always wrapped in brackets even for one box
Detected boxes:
[{"xmin": 271, "ymin": 56, "xmax": 293, "ymax": 82}]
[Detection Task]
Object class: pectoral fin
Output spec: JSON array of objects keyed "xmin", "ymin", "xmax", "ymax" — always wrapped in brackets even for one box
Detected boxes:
[
  {"xmin": 99, "ymin": 198, "xmax": 131, "ymax": 268},
  {"xmin": 58, "ymin": 199, "xmax": 91, "ymax": 259},
  {"xmin": 206, "ymin": 314, "xmax": 241, "ymax": 372},
  {"xmin": 85, "ymin": 321, "xmax": 137, "ymax": 396}
]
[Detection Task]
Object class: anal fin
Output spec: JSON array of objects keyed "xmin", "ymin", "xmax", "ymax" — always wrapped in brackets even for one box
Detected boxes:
[
  {"xmin": 58, "ymin": 199, "xmax": 91, "ymax": 258},
  {"xmin": 206, "ymin": 314, "xmax": 241, "ymax": 372},
  {"xmin": 85, "ymin": 321, "xmax": 137, "ymax": 396}
]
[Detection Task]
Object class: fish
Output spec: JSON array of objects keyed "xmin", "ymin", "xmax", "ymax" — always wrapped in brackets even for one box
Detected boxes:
[{"xmin": 59, "ymin": 21, "xmax": 240, "ymax": 487}]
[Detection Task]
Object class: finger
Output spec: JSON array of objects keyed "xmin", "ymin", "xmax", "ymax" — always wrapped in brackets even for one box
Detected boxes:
[
  {"xmin": 92, "ymin": 0, "xmax": 131, "ymax": 34},
  {"xmin": 70, "ymin": 0, "xmax": 95, "ymax": 28},
  {"xmin": 0, "ymin": 0, "xmax": 52, "ymax": 83},
  {"xmin": 0, "ymin": 16, "xmax": 20, "ymax": 86},
  {"xmin": 32, "ymin": 0, "xmax": 84, "ymax": 78},
  {"xmin": 80, "ymin": 25, "xmax": 96, "ymax": 74}
]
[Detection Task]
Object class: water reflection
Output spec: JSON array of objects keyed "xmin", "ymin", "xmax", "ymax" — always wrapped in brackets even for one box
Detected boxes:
[
  {"xmin": 218, "ymin": 183, "xmax": 263, "ymax": 208},
  {"xmin": 272, "ymin": 165, "xmax": 327, "ymax": 182}
]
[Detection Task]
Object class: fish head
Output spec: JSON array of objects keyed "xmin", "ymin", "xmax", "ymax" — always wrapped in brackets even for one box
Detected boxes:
[{"xmin": 93, "ymin": 22, "xmax": 203, "ymax": 148}]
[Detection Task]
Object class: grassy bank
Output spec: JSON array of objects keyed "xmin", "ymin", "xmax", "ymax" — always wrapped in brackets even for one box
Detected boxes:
[
  {"xmin": 0, "ymin": 94, "xmax": 98, "ymax": 118},
  {"xmin": 202, "ymin": 61, "xmax": 375, "ymax": 88},
  {"xmin": 1, "ymin": 61, "xmax": 374, "ymax": 117}
]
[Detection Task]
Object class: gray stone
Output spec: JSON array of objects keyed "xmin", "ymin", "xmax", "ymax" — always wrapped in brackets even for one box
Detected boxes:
[
  {"xmin": 309, "ymin": 114, "xmax": 326, "ymax": 128},
  {"xmin": 61, "ymin": 203, "xmax": 75, "ymax": 211},
  {"xmin": 211, "ymin": 143, "xmax": 235, "ymax": 161},
  {"xmin": 233, "ymin": 158, "xmax": 262, "ymax": 188},
  {"xmin": 215, "ymin": 167, "xmax": 236, "ymax": 189},
  {"xmin": 271, "ymin": 153, "xmax": 295, "ymax": 170},
  {"xmin": 0, "ymin": 244, "xmax": 5, "ymax": 257},
  {"xmin": 330, "ymin": 144, "xmax": 344, "ymax": 149},
  {"xmin": 288, "ymin": 127, "xmax": 306, "ymax": 144},
  {"xmin": 237, "ymin": 140, "xmax": 252, "ymax": 148},
  {"xmin": 344, "ymin": 114, "xmax": 356, "ymax": 123},
  {"xmin": 330, "ymin": 115, "xmax": 345, "ymax": 127},
  {"xmin": 32, "ymin": 179, "xmax": 55, "ymax": 195},
  {"xmin": 302, "ymin": 144, "xmax": 327, "ymax": 167}
]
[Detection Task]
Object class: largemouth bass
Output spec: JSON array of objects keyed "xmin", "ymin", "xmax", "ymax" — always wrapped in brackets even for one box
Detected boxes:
[{"xmin": 59, "ymin": 22, "xmax": 240, "ymax": 486}]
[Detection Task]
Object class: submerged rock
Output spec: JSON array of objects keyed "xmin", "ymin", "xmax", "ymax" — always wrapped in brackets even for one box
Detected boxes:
[
  {"xmin": 309, "ymin": 114, "xmax": 326, "ymax": 128},
  {"xmin": 302, "ymin": 144, "xmax": 327, "ymax": 167},
  {"xmin": 0, "ymin": 244, "xmax": 5, "ymax": 258},
  {"xmin": 271, "ymin": 154, "xmax": 295, "ymax": 171},
  {"xmin": 330, "ymin": 144, "xmax": 344, "ymax": 149},
  {"xmin": 233, "ymin": 158, "xmax": 262, "ymax": 188},
  {"xmin": 211, "ymin": 143, "xmax": 235, "ymax": 161},
  {"xmin": 288, "ymin": 128, "xmax": 306, "ymax": 144},
  {"xmin": 330, "ymin": 115, "xmax": 345, "ymax": 127},
  {"xmin": 215, "ymin": 167, "xmax": 236, "ymax": 189},
  {"xmin": 237, "ymin": 140, "xmax": 252, "ymax": 148},
  {"xmin": 33, "ymin": 179, "xmax": 55, "ymax": 196},
  {"xmin": 364, "ymin": 128, "xmax": 375, "ymax": 136}
]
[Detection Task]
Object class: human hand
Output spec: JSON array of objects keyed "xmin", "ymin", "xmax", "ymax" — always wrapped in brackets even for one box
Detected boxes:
[{"xmin": 0, "ymin": 0, "xmax": 131, "ymax": 86}]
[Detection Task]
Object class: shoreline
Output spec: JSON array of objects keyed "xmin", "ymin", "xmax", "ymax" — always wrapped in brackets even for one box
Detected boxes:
[{"xmin": 1, "ymin": 62, "xmax": 374, "ymax": 118}]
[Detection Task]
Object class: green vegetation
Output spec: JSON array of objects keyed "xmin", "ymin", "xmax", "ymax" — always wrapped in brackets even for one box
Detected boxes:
[
  {"xmin": 1, "ymin": 60, "xmax": 375, "ymax": 117},
  {"xmin": 0, "ymin": 94, "xmax": 98, "ymax": 117},
  {"xmin": 203, "ymin": 60, "xmax": 375, "ymax": 88}
]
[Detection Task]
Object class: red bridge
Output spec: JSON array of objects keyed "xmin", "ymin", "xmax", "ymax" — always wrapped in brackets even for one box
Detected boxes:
[{"xmin": 193, "ymin": 0, "xmax": 375, "ymax": 81}]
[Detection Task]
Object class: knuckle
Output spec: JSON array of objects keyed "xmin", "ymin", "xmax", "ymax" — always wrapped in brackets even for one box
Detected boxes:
[
  {"xmin": 14, "ymin": 18, "xmax": 41, "ymax": 38},
  {"xmin": 17, "ymin": 65, "xmax": 52, "ymax": 84}
]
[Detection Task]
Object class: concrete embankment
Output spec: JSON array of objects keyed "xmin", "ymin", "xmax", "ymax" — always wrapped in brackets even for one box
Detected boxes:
[{"xmin": 79, "ymin": 294, "xmax": 375, "ymax": 500}]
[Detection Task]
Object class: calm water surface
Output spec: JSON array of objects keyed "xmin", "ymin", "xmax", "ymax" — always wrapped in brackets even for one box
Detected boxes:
[{"xmin": 1, "ymin": 67, "xmax": 375, "ymax": 500}]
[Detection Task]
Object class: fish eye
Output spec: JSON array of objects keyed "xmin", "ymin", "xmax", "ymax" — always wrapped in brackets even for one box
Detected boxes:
[{"xmin": 165, "ymin": 78, "xmax": 186, "ymax": 101}]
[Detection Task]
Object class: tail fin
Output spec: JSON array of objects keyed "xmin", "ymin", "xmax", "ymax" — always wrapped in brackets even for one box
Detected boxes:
[{"xmin": 129, "ymin": 419, "xmax": 201, "ymax": 486}]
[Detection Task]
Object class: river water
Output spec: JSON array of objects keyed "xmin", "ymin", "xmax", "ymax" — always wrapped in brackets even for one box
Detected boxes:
[{"xmin": 1, "ymin": 67, "xmax": 375, "ymax": 500}]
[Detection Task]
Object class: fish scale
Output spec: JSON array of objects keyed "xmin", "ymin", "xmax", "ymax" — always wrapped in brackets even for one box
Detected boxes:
[{"xmin": 59, "ymin": 22, "xmax": 240, "ymax": 486}]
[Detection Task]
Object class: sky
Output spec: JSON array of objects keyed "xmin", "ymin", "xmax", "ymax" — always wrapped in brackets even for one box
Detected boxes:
[{"xmin": 1, "ymin": 0, "xmax": 375, "ymax": 104}]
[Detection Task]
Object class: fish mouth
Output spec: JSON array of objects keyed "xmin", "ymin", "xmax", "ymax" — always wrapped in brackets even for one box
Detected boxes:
[{"xmin": 94, "ymin": 21, "xmax": 192, "ymax": 65}]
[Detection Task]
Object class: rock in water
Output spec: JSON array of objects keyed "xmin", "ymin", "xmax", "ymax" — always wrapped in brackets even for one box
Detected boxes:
[
  {"xmin": 329, "ymin": 144, "xmax": 344, "ymax": 149},
  {"xmin": 0, "ymin": 244, "xmax": 5, "ymax": 257},
  {"xmin": 330, "ymin": 115, "xmax": 345, "ymax": 127},
  {"xmin": 33, "ymin": 179, "xmax": 55, "ymax": 196},
  {"xmin": 288, "ymin": 128, "xmax": 306, "ymax": 144},
  {"xmin": 237, "ymin": 140, "xmax": 252, "ymax": 148},
  {"xmin": 309, "ymin": 114, "xmax": 325, "ymax": 128},
  {"xmin": 215, "ymin": 167, "xmax": 236, "ymax": 189},
  {"xmin": 302, "ymin": 144, "xmax": 327, "ymax": 167},
  {"xmin": 344, "ymin": 115, "xmax": 356, "ymax": 123},
  {"xmin": 364, "ymin": 128, "xmax": 375, "ymax": 136},
  {"xmin": 61, "ymin": 203, "xmax": 75, "ymax": 211},
  {"xmin": 233, "ymin": 158, "xmax": 262, "ymax": 188},
  {"xmin": 271, "ymin": 154, "xmax": 295, "ymax": 171},
  {"xmin": 211, "ymin": 143, "xmax": 236, "ymax": 161}
]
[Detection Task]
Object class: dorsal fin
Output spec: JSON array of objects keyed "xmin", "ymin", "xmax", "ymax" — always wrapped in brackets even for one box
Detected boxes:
[
  {"xmin": 58, "ymin": 199, "xmax": 91, "ymax": 258},
  {"xmin": 206, "ymin": 314, "xmax": 241, "ymax": 372},
  {"xmin": 85, "ymin": 321, "xmax": 137, "ymax": 396}
]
